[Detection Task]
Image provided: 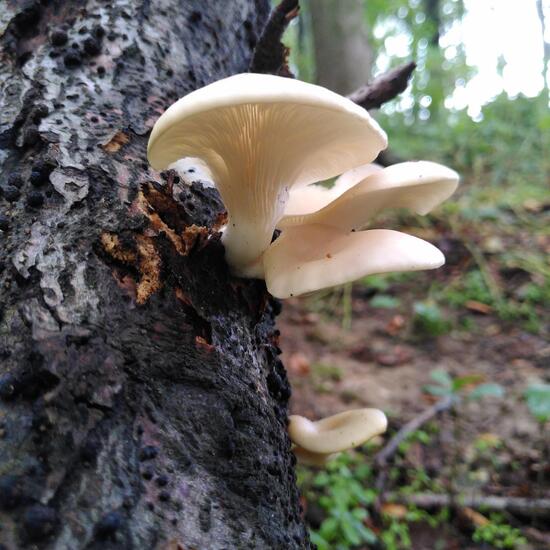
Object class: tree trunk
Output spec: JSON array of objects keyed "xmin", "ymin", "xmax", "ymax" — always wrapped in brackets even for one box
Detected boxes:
[
  {"xmin": 424, "ymin": 0, "xmax": 441, "ymax": 46},
  {"xmin": 536, "ymin": 0, "xmax": 550, "ymax": 92},
  {"xmin": 309, "ymin": 0, "xmax": 373, "ymax": 94},
  {"xmin": 0, "ymin": 1, "xmax": 309, "ymax": 548}
]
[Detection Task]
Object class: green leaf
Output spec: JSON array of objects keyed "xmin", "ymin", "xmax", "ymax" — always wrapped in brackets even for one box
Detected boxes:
[
  {"xmin": 319, "ymin": 517, "xmax": 339, "ymax": 540},
  {"xmin": 524, "ymin": 384, "xmax": 550, "ymax": 422},
  {"xmin": 430, "ymin": 369, "xmax": 453, "ymax": 388},
  {"xmin": 452, "ymin": 374, "xmax": 485, "ymax": 391},
  {"xmin": 309, "ymin": 531, "xmax": 330, "ymax": 550},
  {"xmin": 468, "ymin": 383, "xmax": 505, "ymax": 400},
  {"xmin": 370, "ymin": 294, "xmax": 401, "ymax": 308},
  {"xmin": 351, "ymin": 507, "xmax": 368, "ymax": 520},
  {"xmin": 313, "ymin": 472, "xmax": 330, "ymax": 487},
  {"xmin": 423, "ymin": 384, "xmax": 452, "ymax": 397},
  {"xmin": 341, "ymin": 515, "xmax": 361, "ymax": 545}
]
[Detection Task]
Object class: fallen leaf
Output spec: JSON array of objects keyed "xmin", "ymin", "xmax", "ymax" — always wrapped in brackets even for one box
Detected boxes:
[
  {"xmin": 195, "ymin": 335, "xmax": 214, "ymax": 352},
  {"xmin": 465, "ymin": 300, "xmax": 492, "ymax": 314},
  {"xmin": 385, "ymin": 314, "xmax": 406, "ymax": 336},
  {"xmin": 459, "ymin": 507, "xmax": 489, "ymax": 527},
  {"xmin": 381, "ymin": 503, "xmax": 408, "ymax": 519},
  {"xmin": 288, "ymin": 352, "xmax": 310, "ymax": 376},
  {"xmin": 375, "ymin": 346, "xmax": 412, "ymax": 367},
  {"xmin": 477, "ymin": 432, "xmax": 501, "ymax": 447}
]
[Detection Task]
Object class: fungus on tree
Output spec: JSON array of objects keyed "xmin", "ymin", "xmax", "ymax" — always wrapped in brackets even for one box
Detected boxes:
[
  {"xmin": 147, "ymin": 72, "xmax": 460, "ymax": 471},
  {"xmin": 147, "ymin": 72, "xmax": 387, "ymax": 277},
  {"xmin": 148, "ymin": 74, "xmax": 458, "ymax": 294},
  {"xmin": 288, "ymin": 409, "xmax": 388, "ymax": 466},
  {"xmin": 266, "ymin": 160, "xmax": 459, "ymax": 298}
]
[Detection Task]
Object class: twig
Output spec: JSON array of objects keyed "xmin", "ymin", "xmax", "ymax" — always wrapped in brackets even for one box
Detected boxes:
[
  {"xmin": 347, "ymin": 61, "xmax": 416, "ymax": 110},
  {"xmin": 386, "ymin": 492, "xmax": 550, "ymax": 519},
  {"xmin": 375, "ymin": 394, "xmax": 454, "ymax": 467},
  {"xmin": 249, "ymin": 0, "xmax": 299, "ymax": 77}
]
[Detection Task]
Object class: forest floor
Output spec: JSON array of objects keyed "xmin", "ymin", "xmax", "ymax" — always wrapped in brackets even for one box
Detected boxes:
[{"xmin": 281, "ymin": 175, "xmax": 550, "ymax": 549}]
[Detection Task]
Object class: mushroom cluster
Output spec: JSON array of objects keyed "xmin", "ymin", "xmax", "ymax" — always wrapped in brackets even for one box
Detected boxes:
[
  {"xmin": 148, "ymin": 73, "xmax": 458, "ymax": 297},
  {"xmin": 147, "ymin": 73, "xmax": 459, "ymax": 463}
]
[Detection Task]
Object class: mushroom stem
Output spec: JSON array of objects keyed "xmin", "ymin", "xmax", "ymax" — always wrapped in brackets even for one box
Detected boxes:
[
  {"xmin": 292, "ymin": 446, "xmax": 337, "ymax": 467},
  {"xmin": 221, "ymin": 218, "xmax": 273, "ymax": 278}
]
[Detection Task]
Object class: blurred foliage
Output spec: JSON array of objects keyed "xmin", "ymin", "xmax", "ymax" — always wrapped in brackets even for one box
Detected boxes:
[
  {"xmin": 299, "ymin": 452, "xmax": 377, "ymax": 549},
  {"xmin": 423, "ymin": 369, "xmax": 505, "ymax": 401},
  {"xmin": 472, "ymin": 515, "xmax": 527, "ymax": 549},
  {"xmin": 380, "ymin": 92, "xmax": 550, "ymax": 191},
  {"xmin": 364, "ymin": 0, "xmax": 469, "ymax": 120},
  {"xmin": 524, "ymin": 383, "xmax": 550, "ymax": 423},
  {"xmin": 412, "ymin": 301, "xmax": 451, "ymax": 337}
]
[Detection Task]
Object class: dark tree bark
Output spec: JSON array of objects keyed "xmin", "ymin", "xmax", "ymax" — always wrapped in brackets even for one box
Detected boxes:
[{"xmin": 0, "ymin": 1, "xmax": 310, "ymax": 548}]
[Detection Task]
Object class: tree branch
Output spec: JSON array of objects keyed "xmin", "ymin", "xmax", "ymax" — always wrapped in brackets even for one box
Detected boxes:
[
  {"xmin": 249, "ymin": 0, "xmax": 300, "ymax": 77},
  {"xmin": 387, "ymin": 493, "xmax": 550, "ymax": 519},
  {"xmin": 375, "ymin": 394, "xmax": 454, "ymax": 467},
  {"xmin": 347, "ymin": 61, "xmax": 417, "ymax": 110}
]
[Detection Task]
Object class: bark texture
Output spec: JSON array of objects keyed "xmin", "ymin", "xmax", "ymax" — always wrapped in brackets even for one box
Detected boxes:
[{"xmin": 0, "ymin": 1, "xmax": 309, "ymax": 548}]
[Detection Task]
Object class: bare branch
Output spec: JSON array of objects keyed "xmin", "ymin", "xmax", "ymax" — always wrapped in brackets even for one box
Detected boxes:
[
  {"xmin": 375, "ymin": 394, "xmax": 454, "ymax": 467},
  {"xmin": 387, "ymin": 492, "xmax": 550, "ymax": 519},
  {"xmin": 249, "ymin": 0, "xmax": 299, "ymax": 77},
  {"xmin": 348, "ymin": 61, "xmax": 417, "ymax": 110}
]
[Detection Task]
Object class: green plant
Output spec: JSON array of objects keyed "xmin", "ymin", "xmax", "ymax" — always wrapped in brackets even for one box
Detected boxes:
[
  {"xmin": 524, "ymin": 383, "xmax": 550, "ymax": 424},
  {"xmin": 444, "ymin": 269, "xmax": 493, "ymax": 308},
  {"xmin": 305, "ymin": 453, "xmax": 378, "ymax": 550},
  {"xmin": 412, "ymin": 301, "xmax": 451, "ymax": 338},
  {"xmin": 380, "ymin": 518, "xmax": 412, "ymax": 550},
  {"xmin": 424, "ymin": 369, "xmax": 505, "ymax": 402},
  {"xmin": 380, "ymin": 504, "xmax": 449, "ymax": 550},
  {"xmin": 472, "ymin": 515, "xmax": 527, "ymax": 549},
  {"xmin": 370, "ymin": 294, "xmax": 401, "ymax": 309}
]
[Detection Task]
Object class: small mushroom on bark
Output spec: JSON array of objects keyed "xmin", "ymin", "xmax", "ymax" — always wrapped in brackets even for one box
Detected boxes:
[{"xmin": 288, "ymin": 409, "xmax": 388, "ymax": 465}]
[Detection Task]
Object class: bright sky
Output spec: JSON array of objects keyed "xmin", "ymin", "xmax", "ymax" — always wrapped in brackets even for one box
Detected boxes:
[{"xmin": 443, "ymin": 0, "xmax": 548, "ymax": 116}]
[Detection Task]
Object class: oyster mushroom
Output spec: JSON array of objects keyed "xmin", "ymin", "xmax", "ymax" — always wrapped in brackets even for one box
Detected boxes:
[
  {"xmin": 288, "ymin": 409, "xmax": 388, "ymax": 465},
  {"xmin": 264, "ymin": 161, "xmax": 459, "ymax": 298},
  {"xmin": 147, "ymin": 73, "xmax": 387, "ymax": 277}
]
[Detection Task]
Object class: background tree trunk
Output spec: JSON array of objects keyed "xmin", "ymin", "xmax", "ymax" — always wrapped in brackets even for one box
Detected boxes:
[
  {"xmin": 0, "ymin": 1, "xmax": 309, "ymax": 548},
  {"xmin": 424, "ymin": 0, "xmax": 441, "ymax": 46},
  {"xmin": 536, "ymin": 0, "xmax": 550, "ymax": 93},
  {"xmin": 309, "ymin": 0, "xmax": 373, "ymax": 94}
]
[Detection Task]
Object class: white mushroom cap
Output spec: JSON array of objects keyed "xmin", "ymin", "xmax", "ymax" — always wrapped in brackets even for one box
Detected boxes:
[
  {"xmin": 147, "ymin": 73, "xmax": 387, "ymax": 276},
  {"xmin": 332, "ymin": 162, "xmax": 384, "ymax": 189},
  {"xmin": 279, "ymin": 161, "xmax": 459, "ymax": 230},
  {"xmin": 264, "ymin": 224, "xmax": 444, "ymax": 299},
  {"xmin": 288, "ymin": 409, "xmax": 387, "ymax": 454}
]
